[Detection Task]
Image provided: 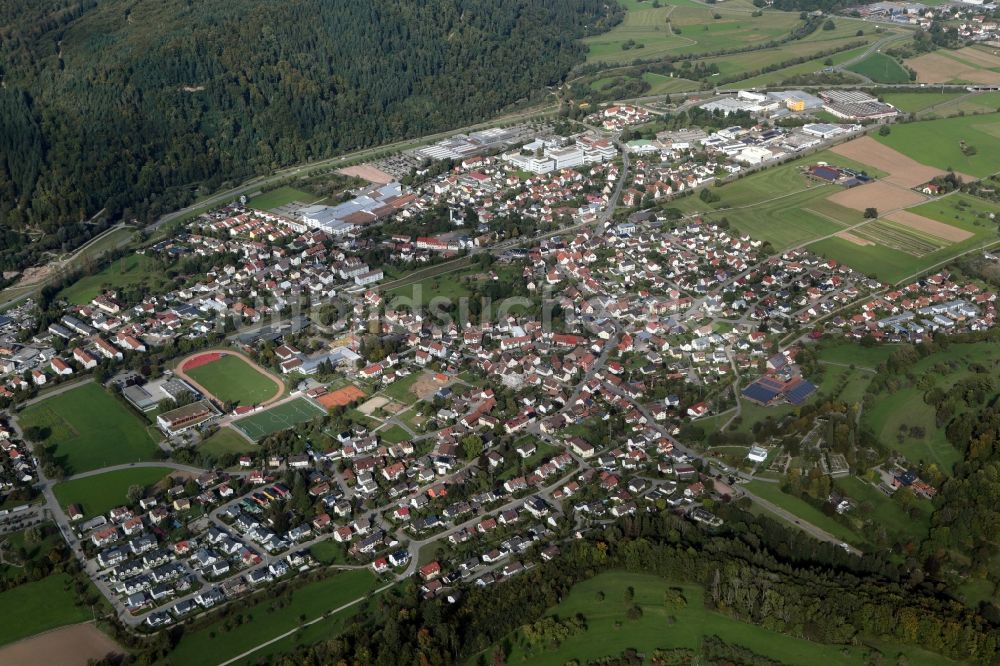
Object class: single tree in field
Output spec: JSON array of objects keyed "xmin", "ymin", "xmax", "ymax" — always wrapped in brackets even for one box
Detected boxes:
[{"xmin": 864, "ymin": 207, "xmax": 878, "ymax": 219}]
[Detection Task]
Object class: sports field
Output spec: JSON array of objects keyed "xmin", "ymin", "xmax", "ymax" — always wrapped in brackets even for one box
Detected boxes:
[
  {"xmin": 53, "ymin": 467, "xmax": 175, "ymax": 518},
  {"xmin": 874, "ymin": 113, "xmax": 1000, "ymax": 178},
  {"xmin": 315, "ymin": 384, "xmax": 366, "ymax": 409},
  {"xmin": 18, "ymin": 383, "xmax": 160, "ymax": 475},
  {"xmin": 232, "ymin": 397, "xmax": 326, "ymax": 441},
  {"xmin": 847, "ymin": 52, "xmax": 910, "ymax": 84},
  {"xmin": 471, "ymin": 572, "xmax": 947, "ymax": 666},
  {"xmin": 182, "ymin": 352, "xmax": 283, "ymax": 406}
]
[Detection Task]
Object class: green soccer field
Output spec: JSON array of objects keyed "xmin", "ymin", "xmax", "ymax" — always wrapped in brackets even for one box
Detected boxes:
[
  {"xmin": 18, "ymin": 383, "xmax": 160, "ymax": 475},
  {"xmin": 185, "ymin": 354, "xmax": 283, "ymax": 406},
  {"xmin": 232, "ymin": 397, "xmax": 326, "ymax": 441}
]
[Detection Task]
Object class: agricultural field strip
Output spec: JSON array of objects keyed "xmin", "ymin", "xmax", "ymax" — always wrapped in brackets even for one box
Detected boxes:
[{"xmin": 852, "ymin": 221, "xmax": 945, "ymax": 256}]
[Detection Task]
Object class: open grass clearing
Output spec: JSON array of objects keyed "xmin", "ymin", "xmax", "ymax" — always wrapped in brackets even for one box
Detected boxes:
[
  {"xmin": 471, "ymin": 571, "xmax": 947, "ymax": 666},
  {"xmin": 816, "ymin": 342, "xmax": 898, "ymax": 369},
  {"xmin": 59, "ymin": 253, "xmax": 164, "ymax": 306},
  {"xmin": 378, "ymin": 424, "xmax": 412, "ymax": 444},
  {"xmin": 882, "ymin": 91, "xmax": 967, "ymax": 113},
  {"xmin": 382, "ymin": 371, "xmax": 427, "ymax": 405},
  {"xmin": 247, "ymin": 186, "xmax": 317, "ymax": 210},
  {"xmin": 200, "ymin": 427, "xmax": 257, "ymax": 459},
  {"xmin": 692, "ymin": 34, "xmax": 876, "ymax": 80},
  {"xmin": 862, "ymin": 341, "xmax": 1000, "ymax": 474},
  {"xmin": 929, "ymin": 91, "xmax": 1000, "ymax": 117},
  {"xmin": 18, "ymin": 383, "xmax": 160, "ymax": 475},
  {"xmin": 53, "ymin": 467, "xmax": 175, "ymax": 518}
]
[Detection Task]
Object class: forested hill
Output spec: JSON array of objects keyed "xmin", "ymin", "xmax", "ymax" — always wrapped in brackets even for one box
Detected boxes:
[{"xmin": 0, "ymin": 0, "xmax": 616, "ymax": 271}]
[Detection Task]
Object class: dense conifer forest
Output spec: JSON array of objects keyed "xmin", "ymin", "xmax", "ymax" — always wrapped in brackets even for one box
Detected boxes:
[{"xmin": 0, "ymin": 0, "xmax": 616, "ymax": 271}]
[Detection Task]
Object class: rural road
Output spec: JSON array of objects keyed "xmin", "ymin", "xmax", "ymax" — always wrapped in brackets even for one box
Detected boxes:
[
  {"xmin": 62, "ymin": 461, "xmax": 213, "ymax": 483},
  {"xmin": 739, "ymin": 486, "xmax": 862, "ymax": 556}
]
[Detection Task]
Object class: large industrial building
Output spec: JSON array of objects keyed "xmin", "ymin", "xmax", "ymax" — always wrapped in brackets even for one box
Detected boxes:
[{"xmin": 296, "ymin": 182, "xmax": 416, "ymax": 235}]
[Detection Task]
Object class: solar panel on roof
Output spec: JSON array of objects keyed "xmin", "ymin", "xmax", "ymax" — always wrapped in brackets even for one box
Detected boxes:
[{"xmin": 783, "ymin": 380, "xmax": 816, "ymax": 405}]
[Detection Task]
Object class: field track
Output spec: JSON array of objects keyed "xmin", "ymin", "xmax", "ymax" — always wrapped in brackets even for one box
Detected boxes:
[{"xmin": 175, "ymin": 350, "xmax": 284, "ymax": 407}]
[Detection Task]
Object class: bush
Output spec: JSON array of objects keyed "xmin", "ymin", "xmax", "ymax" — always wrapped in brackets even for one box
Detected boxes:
[{"xmin": 823, "ymin": 19, "xmax": 835, "ymax": 31}]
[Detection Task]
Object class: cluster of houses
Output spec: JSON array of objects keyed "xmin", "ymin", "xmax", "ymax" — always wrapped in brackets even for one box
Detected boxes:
[
  {"xmin": 0, "ymin": 421, "xmax": 37, "ymax": 497},
  {"xmin": 836, "ymin": 271, "xmax": 995, "ymax": 341}
]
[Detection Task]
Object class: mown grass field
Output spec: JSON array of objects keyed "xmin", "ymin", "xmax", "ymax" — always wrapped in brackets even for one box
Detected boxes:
[
  {"xmin": 186, "ymin": 354, "xmax": 282, "ymax": 406},
  {"xmin": 641, "ymin": 71, "xmax": 700, "ymax": 94},
  {"xmin": 199, "ymin": 426, "xmax": 257, "ymax": 459},
  {"xmin": 927, "ymin": 91, "xmax": 1000, "ymax": 117},
  {"xmin": 875, "ymin": 113, "xmax": 1000, "ymax": 178},
  {"xmin": 18, "ymin": 383, "xmax": 160, "ymax": 475},
  {"xmin": 247, "ymin": 186, "xmax": 317, "ymax": 210},
  {"xmin": 882, "ymin": 91, "xmax": 966, "ymax": 113},
  {"xmin": 471, "ymin": 571, "xmax": 948, "ymax": 666},
  {"xmin": 815, "ymin": 363, "xmax": 874, "ymax": 406},
  {"xmin": 847, "ymin": 52, "xmax": 910, "ymax": 84},
  {"xmin": 53, "ymin": 467, "xmax": 174, "ymax": 518},
  {"xmin": 58, "ymin": 253, "xmax": 163, "ymax": 306},
  {"xmin": 386, "ymin": 272, "xmax": 473, "ymax": 306},
  {"xmin": 0, "ymin": 574, "xmax": 94, "ymax": 646},
  {"xmin": 379, "ymin": 424, "xmax": 411, "ymax": 443},
  {"xmin": 165, "ymin": 570, "xmax": 379, "ymax": 666}
]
